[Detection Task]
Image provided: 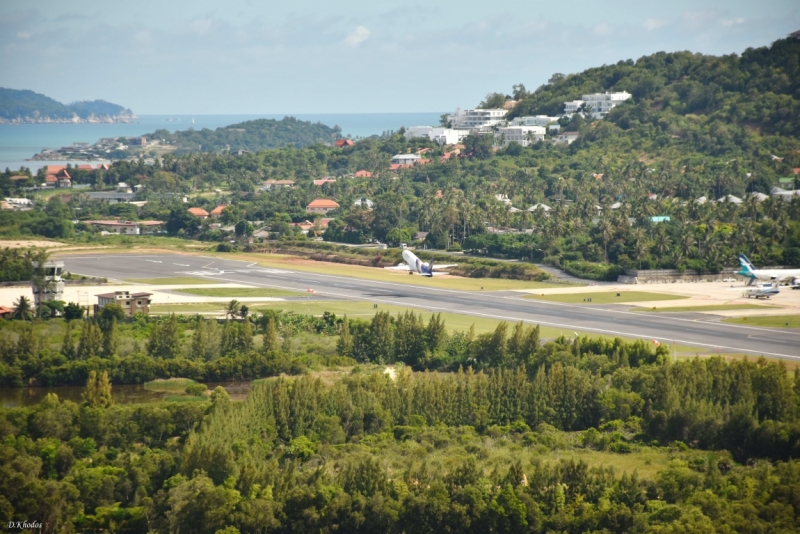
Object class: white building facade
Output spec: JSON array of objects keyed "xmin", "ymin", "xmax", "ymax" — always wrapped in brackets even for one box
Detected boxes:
[
  {"xmin": 391, "ymin": 154, "xmax": 422, "ymax": 165},
  {"xmin": 564, "ymin": 92, "xmax": 632, "ymax": 118},
  {"xmin": 404, "ymin": 127, "xmax": 470, "ymax": 145},
  {"xmin": 496, "ymin": 126, "xmax": 546, "ymax": 147},
  {"xmin": 447, "ymin": 108, "xmax": 508, "ymax": 131},
  {"xmin": 510, "ymin": 115, "xmax": 560, "ymax": 127}
]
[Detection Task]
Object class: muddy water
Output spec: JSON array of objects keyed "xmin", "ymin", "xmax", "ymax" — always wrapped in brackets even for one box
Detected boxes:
[{"xmin": 0, "ymin": 381, "xmax": 254, "ymax": 408}]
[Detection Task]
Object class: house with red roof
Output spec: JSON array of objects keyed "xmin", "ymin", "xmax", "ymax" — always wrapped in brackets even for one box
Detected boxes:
[
  {"xmin": 335, "ymin": 139, "xmax": 355, "ymax": 148},
  {"xmin": 188, "ymin": 207, "xmax": 209, "ymax": 218},
  {"xmin": 353, "ymin": 170, "xmax": 373, "ymax": 178},
  {"xmin": 77, "ymin": 164, "xmax": 94, "ymax": 171},
  {"xmin": 313, "ymin": 177, "xmax": 337, "ymax": 186},
  {"xmin": 210, "ymin": 205, "xmax": 228, "ymax": 218},
  {"xmin": 306, "ymin": 199, "xmax": 340, "ymax": 214}
]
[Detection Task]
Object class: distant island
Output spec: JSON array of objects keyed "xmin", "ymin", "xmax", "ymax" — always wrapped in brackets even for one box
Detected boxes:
[
  {"xmin": 31, "ymin": 116, "xmax": 342, "ymax": 161},
  {"xmin": 0, "ymin": 87, "xmax": 137, "ymax": 124}
]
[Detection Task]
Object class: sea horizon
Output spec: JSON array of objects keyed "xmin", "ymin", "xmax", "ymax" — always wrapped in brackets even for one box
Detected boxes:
[{"xmin": 0, "ymin": 112, "xmax": 444, "ymax": 173}]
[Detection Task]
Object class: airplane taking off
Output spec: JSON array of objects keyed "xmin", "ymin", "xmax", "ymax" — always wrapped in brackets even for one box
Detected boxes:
[
  {"xmin": 384, "ymin": 249, "xmax": 457, "ymax": 277},
  {"xmin": 737, "ymin": 254, "xmax": 800, "ymax": 284}
]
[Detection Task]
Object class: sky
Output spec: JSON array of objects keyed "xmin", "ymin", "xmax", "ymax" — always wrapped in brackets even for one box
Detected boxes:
[{"xmin": 1, "ymin": 0, "xmax": 798, "ymax": 114}]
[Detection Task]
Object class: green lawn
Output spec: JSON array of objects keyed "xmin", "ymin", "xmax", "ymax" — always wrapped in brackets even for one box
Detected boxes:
[
  {"xmin": 143, "ymin": 378, "xmax": 199, "ymax": 392},
  {"xmin": 216, "ymin": 251, "xmax": 578, "ymax": 291},
  {"xmin": 126, "ymin": 277, "xmax": 218, "ymax": 285},
  {"xmin": 524, "ymin": 291, "xmax": 688, "ymax": 304},
  {"xmin": 635, "ymin": 304, "xmax": 771, "ymax": 313},
  {"xmin": 174, "ymin": 287, "xmax": 302, "ymax": 298},
  {"xmin": 723, "ymin": 315, "xmax": 800, "ymax": 328}
]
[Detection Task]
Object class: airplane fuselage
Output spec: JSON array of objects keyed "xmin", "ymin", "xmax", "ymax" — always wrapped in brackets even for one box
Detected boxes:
[{"xmin": 402, "ymin": 249, "xmax": 432, "ymax": 276}]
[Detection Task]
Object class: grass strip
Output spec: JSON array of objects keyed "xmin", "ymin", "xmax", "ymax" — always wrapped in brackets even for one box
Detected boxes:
[
  {"xmin": 173, "ymin": 287, "xmax": 302, "ymax": 298},
  {"xmin": 722, "ymin": 315, "xmax": 800, "ymax": 328}
]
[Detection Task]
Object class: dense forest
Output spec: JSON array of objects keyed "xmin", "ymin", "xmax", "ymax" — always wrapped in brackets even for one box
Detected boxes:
[
  {"xmin": 137, "ymin": 116, "xmax": 343, "ymax": 155},
  {"xmin": 0, "ymin": 87, "xmax": 133, "ymax": 120},
  {"xmin": 4, "ymin": 38, "xmax": 800, "ymax": 276},
  {"xmin": 2, "ymin": 303, "xmax": 800, "ymax": 532}
]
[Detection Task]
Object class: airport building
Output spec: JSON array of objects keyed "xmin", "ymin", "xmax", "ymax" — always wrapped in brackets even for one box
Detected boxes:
[{"xmin": 94, "ymin": 290, "xmax": 152, "ymax": 316}]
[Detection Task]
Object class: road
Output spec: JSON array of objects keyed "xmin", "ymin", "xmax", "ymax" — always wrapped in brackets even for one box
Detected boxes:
[{"xmin": 58, "ymin": 253, "xmax": 800, "ymax": 361}]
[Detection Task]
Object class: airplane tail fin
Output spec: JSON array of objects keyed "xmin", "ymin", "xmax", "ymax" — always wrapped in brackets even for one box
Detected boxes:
[
  {"xmin": 737, "ymin": 254, "xmax": 756, "ymax": 278},
  {"xmin": 425, "ymin": 260, "xmax": 434, "ymax": 277}
]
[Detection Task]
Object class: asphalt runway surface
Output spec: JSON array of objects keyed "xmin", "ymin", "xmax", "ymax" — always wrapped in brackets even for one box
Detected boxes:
[{"xmin": 60, "ymin": 253, "xmax": 800, "ymax": 361}]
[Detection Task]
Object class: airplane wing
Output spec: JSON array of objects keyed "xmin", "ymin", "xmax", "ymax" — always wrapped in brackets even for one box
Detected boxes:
[
  {"xmin": 431, "ymin": 264, "xmax": 457, "ymax": 270},
  {"xmin": 384, "ymin": 263, "xmax": 411, "ymax": 271}
]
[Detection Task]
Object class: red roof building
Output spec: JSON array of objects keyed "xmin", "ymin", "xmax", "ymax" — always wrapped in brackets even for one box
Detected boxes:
[
  {"xmin": 313, "ymin": 177, "xmax": 337, "ymax": 186},
  {"xmin": 188, "ymin": 207, "xmax": 209, "ymax": 218},
  {"xmin": 335, "ymin": 139, "xmax": 355, "ymax": 148},
  {"xmin": 0, "ymin": 306, "xmax": 13, "ymax": 318},
  {"xmin": 353, "ymin": 170, "xmax": 373, "ymax": 178},
  {"xmin": 306, "ymin": 199, "xmax": 340, "ymax": 213},
  {"xmin": 77, "ymin": 164, "xmax": 94, "ymax": 171},
  {"xmin": 210, "ymin": 205, "xmax": 228, "ymax": 217}
]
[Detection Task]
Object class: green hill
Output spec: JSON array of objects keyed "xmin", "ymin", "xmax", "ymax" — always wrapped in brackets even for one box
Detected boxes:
[
  {"xmin": 0, "ymin": 87, "xmax": 133, "ymax": 121},
  {"xmin": 509, "ymin": 37, "xmax": 800, "ymax": 157},
  {"xmin": 141, "ymin": 116, "xmax": 342, "ymax": 153}
]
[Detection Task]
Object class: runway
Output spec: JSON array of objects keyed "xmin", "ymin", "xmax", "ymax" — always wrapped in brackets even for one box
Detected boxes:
[{"xmin": 58, "ymin": 253, "xmax": 800, "ymax": 361}]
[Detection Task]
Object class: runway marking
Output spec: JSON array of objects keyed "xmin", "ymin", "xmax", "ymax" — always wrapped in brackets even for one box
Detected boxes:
[
  {"xmin": 202, "ymin": 261, "xmax": 215, "ymax": 268},
  {"xmin": 146, "ymin": 260, "xmax": 162, "ymax": 263},
  {"xmin": 174, "ymin": 263, "xmax": 190, "ymax": 267},
  {"xmin": 191, "ymin": 274, "xmax": 800, "ymax": 361},
  {"xmin": 500, "ymin": 296, "xmax": 800, "ymax": 337},
  {"xmin": 63, "ymin": 254, "xmax": 799, "ymax": 357}
]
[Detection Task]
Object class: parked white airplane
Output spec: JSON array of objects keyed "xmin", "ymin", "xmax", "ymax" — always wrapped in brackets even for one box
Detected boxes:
[
  {"xmin": 742, "ymin": 283, "xmax": 780, "ymax": 299},
  {"xmin": 384, "ymin": 249, "xmax": 457, "ymax": 277},
  {"xmin": 737, "ymin": 254, "xmax": 800, "ymax": 284}
]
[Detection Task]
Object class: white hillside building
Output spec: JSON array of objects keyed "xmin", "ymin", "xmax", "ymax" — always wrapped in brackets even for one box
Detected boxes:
[
  {"xmin": 510, "ymin": 115, "xmax": 560, "ymax": 127},
  {"xmin": 404, "ymin": 126, "xmax": 470, "ymax": 145},
  {"xmin": 447, "ymin": 108, "xmax": 508, "ymax": 131},
  {"xmin": 496, "ymin": 126, "xmax": 545, "ymax": 147},
  {"xmin": 564, "ymin": 91, "xmax": 632, "ymax": 118}
]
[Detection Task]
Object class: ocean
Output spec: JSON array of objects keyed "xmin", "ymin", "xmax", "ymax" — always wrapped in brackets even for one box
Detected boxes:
[{"xmin": 0, "ymin": 112, "xmax": 444, "ymax": 173}]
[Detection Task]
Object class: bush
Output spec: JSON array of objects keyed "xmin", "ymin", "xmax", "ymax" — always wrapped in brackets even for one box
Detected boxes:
[
  {"xmin": 216, "ymin": 242, "xmax": 234, "ymax": 252},
  {"xmin": 562, "ymin": 260, "xmax": 624, "ymax": 281}
]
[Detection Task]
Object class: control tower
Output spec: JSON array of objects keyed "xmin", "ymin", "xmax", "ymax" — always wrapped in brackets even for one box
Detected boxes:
[{"xmin": 31, "ymin": 260, "xmax": 65, "ymax": 308}]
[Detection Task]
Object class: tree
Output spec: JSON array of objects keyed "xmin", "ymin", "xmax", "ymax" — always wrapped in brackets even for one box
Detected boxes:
[
  {"xmin": 262, "ymin": 317, "xmax": 279, "ymax": 355},
  {"xmin": 96, "ymin": 303, "xmax": 125, "ymax": 333},
  {"xmin": 12, "ymin": 295, "xmax": 34, "ymax": 320},
  {"xmin": 386, "ymin": 227, "xmax": 412, "ymax": 247},
  {"xmin": 82, "ymin": 370, "xmax": 113, "ymax": 408},
  {"xmin": 77, "ymin": 321, "xmax": 103, "ymax": 360},
  {"xmin": 235, "ymin": 220, "xmax": 253, "ymax": 239},
  {"xmin": 336, "ymin": 317, "xmax": 353, "ymax": 357},
  {"xmin": 479, "ymin": 92, "xmax": 507, "ymax": 109},
  {"xmin": 225, "ymin": 300, "xmax": 241, "ymax": 320},
  {"xmin": 63, "ymin": 302, "xmax": 84, "ymax": 321},
  {"xmin": 463, "ymin": 134, "xmax": 494, "ymax": 160},
  {"xmin": 61, "ymin": 322, "xmax": 76, "ymax": 360},
  {"xmin": 147, "ymin": 315, "xmax": 181, "ymax": 359}
]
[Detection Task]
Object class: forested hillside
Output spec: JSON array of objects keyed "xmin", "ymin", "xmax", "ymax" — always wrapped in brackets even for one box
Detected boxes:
[
  {"xmin": 510, "ymin": 37, "xmax": 800, "ymax": 152},
  {"xmin": 0, "ymin": 87, "xmax": 133, "ymax": 121},
  {"xmin": 142, "ymin": 116, "xmax": 343, "ymax": 154}
]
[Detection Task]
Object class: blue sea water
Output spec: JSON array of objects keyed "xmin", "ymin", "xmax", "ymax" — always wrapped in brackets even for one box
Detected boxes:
[{"xmin": 0, "ymin": 112, "xmax": 444, "ymax": 173}]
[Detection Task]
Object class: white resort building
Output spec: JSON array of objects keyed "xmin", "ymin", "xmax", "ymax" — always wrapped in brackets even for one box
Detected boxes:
[
  {"xmin": 564, "ymin": 92, "xmax": 632, "ymax": 118},
  {"xmin": 496, "ymin": 126, "xmax": 546, "ymax": 147},
  {"xmin": 404, "ymin": 127, "xmax": 470, "ymax": 145},
  {"xmin": 447, "ymin": 108, "xmax": 508, "ymax": 131}
]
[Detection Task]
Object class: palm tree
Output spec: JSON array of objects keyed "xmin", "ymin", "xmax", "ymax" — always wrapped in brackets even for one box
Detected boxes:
[
  {"xmin": 12, "ymin": 295, "xmax": 34, "ymax": 321},
  {"xmin": 225, "ymin": 299, "xmax": 241, "ymax": 320}
]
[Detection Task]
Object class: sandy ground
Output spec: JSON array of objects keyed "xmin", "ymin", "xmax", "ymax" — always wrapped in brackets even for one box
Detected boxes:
[
  {"xmin": 513, "ymin": 281, "xmax": 800, "ymax": 316},
  {"xmin": 0, "ymin": 283, "xmax": 287, "ymax": 307},
  {"xmin": 0, "ymin": 240, "xmax": 66, "ymax": 248}
]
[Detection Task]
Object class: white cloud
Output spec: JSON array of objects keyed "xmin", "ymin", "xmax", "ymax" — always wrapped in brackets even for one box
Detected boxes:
[
  {"xmin": 721, "ymin": 17, "xmax": 745, "ymax": 27},
  {"xmin": 16, "ymin": 32, "xmax": 30, "ymax": 39},
  {"xmin": 344, "ymin": 26, "xmax": 371, "ymax": 47},
  {"xmin": 643, "ymin": 18, "xmax": 666, "ymax": 31},
  {"xmin": 593, "ymin": 23, "xmax": 612, "ymax": 36}
]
